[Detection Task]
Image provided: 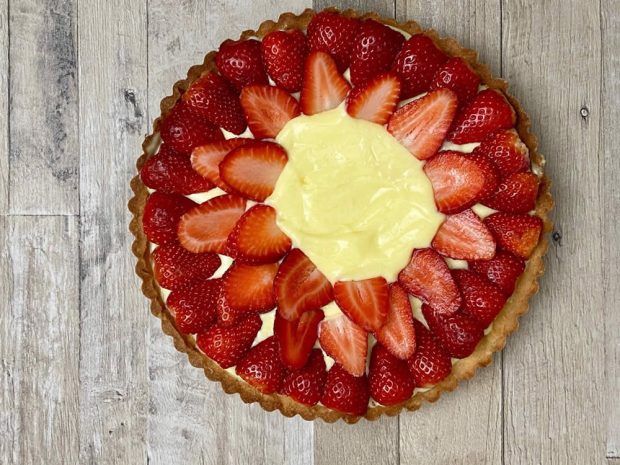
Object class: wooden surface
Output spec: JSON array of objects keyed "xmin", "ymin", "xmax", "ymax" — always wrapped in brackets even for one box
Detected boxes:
[{"xmin": 0, "ymin": 0, "xmax": 618, "ymax": 464}]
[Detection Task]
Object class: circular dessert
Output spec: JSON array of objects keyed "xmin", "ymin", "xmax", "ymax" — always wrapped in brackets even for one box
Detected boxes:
[{"xmin": 129, "ymin": 8, "xmax": 552, "ymax": 423}]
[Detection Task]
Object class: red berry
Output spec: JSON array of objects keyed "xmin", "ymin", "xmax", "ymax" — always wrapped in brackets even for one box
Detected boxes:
[
  {"xmin": 222, "ymin": 262, "xmax": 278, "ymax": 314},
  {"xmin": 307, "ymin": 11, "xmax": 360, "ymax": 72},
  {"xmin": 430, "ymin": 57, "xmax": 480, "ymax": 106},
  {"xmin": 152, "ymin": 242, "xmax": 221, "ymax": 290},
  {"xmin": 422, "ymin": 305, "xmax": 484, "ymax": 358},
  {"xmin": 321, "ymin": 363, "xmax": 369, "ymax": 416},
  {"xmin": 275, "ymin": 309, "xmax": 324, "ymax": 369},
  {"xmin": 346, "ymin": 72, "xmax": 401, "ymax": 125},
  {"xmin": 484, "ymin": 212, "xmax": 543, "ymax": 259},
  {"xmin": 300, "ymin": 51, "xmax": 350, "ymax": 115},
  {"xmin": 431, "ymin": 209, "xmax": 496, "ymax": 260},
  {"xmin": 375, "ymin": 283, "xmax": 416, "ymax": 360},
  {"xmin": 240, "ymin": 84, "xmax": 300, "ymax": 139},
  {"xmin": 369, "ymin": 343, "xmax": 415, "ymax": 405},
  {"xmin": 167, "ymin": 278, "xmax": 220, "ymax": 334},
  {"xmin": 262, "ymin": 30, "xmax": 308, "ymax": 92},
  {"xmin": 333, "ymin": 277, "xmax": 389, "ymax": 332},
  {"xmin": 474, "ymin": 129, "xmax": 530, "ymax": 178},
  {"xmin": 191, "ymin": 138, "xmax": 254, "ymax": 192},
  {"xmin": 159, "ymin": 102, "xmax": 224, "ymax": 154},
  {"xmin": 482, "ymin": 172, "xmax": 539, "ymax": 214},
  {"xmin": 470, "ymin": 250, "xmax": 526, "ymax": 295},
  {"xmin": 280, "ymin": 349, "xmax": 327, "ymax": 406},
  {"xmin": 236, "ymin": 336, "xmax": 286, "ymax": 394},
  {"xmin": 142, "ymin": 192, "xmax": 197, "ymax": 246},
  {"xmin": 216, "ymin": 39, "xmax": 268, "ymax": 90},
  {"xmin": 318, "ymin": 314, "xmax": 368, "ymax": 377},
  {"xmin": 452, "ymin": 269, "xmax": 507, "ymax": 327},
  {"xmin": 407, "ymin": 320, "xmax": 452, "ymax": 387}
]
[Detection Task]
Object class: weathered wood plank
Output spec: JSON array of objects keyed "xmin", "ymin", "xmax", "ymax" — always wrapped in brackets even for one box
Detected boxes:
[
  {"xmin": 0, "ymin": 0, "xmax": 8, "ymax": 213},
  {"xmin": 0, "ymin": 216, "xmax": 80, "ymax": 465},
  {"xmin": 314, "ymin": 0, "xmax": 395, "ymax": 17},
  {"xmin": 77, "ymin": 1, "xmax": 149, "ymax": 464},
  {"xmin": 8, "ymin": 0, "xmax": 78, "ymax": 214}
]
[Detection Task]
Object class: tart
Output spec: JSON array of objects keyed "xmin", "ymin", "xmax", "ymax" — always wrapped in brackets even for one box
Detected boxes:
[{"xmin": 129, "ymin": 8, "xmax": 552, "ymax": 423}]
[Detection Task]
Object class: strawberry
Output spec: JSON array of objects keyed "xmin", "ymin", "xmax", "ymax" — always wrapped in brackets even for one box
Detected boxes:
[
  {"xmin": 177, "ymin": 194, "xmax": 246, "ymax": 254},
  {"xmin": 280, "ymin": 348, "xmax": 327, "ymax": 406},
  {"xmin": 333, "ymin": 277, "xmax": 389, "ymax": 332},
  {"xmin": 300, "ymin": 51, "xmax": 351, "ymax": 115},
  {"xmin": 167, "ymin": 278, "xmax": 220, "ymax": 334},
  {"xmin": 346, "ymin": 73, "xmax": 401, "ymax": 125},
  {"xmin": 422, "ymin": 305, "xmax": 484, "ymax": 358},
  {"xmin": 474, "ymin": 129, "xmax": 530, "ymax": 178},
  {"xmin": 152, "ymin": 242, "xmax": 221, "ymax": 290},
  {"xmin": 182, "ymin": 73, "xmax": 247, "ymax": 134},
  {"xmin": 321, "ymin": 363, "xmax": 369, "ymax": 416},
  {"xmin": 430, "ymin": 57, "xmax": 480, "ymax": 106},
  {"xmin": 239, "ymin": 84, "xmax": 300, "ymax": 139},
  {"xmin": 398, "ymin": 248, "xmax": 462, "ymax": 315},
  {"xmin": 431, "ymin": 209, "xmax": 496, "ymax": 260},
  {"xmin": 452, "ymin": 269, "xmax": 507, "ymax": 327},
  {"xmin": 274, "ymin": 309, "xmax": 324, "ymax": 369},
  {"xmin": 392, "ymin": 34, "xmax": 448, "ymax": 98},
  {"xmin": 216, "ymin": 38, "xmax": 268, "ymax": 91},
  {"xmin": 262, "ymin": 30, "xmax": 308, "ymax": 92},
  {"xmin": 159, "ymin": 102, "xmax": 225, "ymax": 154},
  {"xmin": 226, "ymin": 204, "xmax": 291, "ymax": 264},
  {"xmin": 470, "ymin": 251, "xmax": 525, "ymax": 295},
  {"xmin": 484, "ymin": 212, "xmax": 543, "ymax": 259},
  {"xmin": 349, "ymin": 19, "xmax": 405, "ymax": 87},
  {"xmin": 423, "ymin": 150, "xmax": 500, "ymax": 213},
  {"xmin": 407, "ymin": 320, "xmax": 452, "ymax": 387},
  {"xmin": 143, "ymin": 192, "xmax": 196, "ymax": 245},
  {"xmin": 141, "ymin": 145, "xmax": 213, "ymax": 194},
  {"xmin": 274, "ymin": 249, "xmax": 333, "ymax": 321},
  {"xmin": 482, "ymin": 172, "xmax": 539, "ymax": 214},
  {"xmin": 219, "ymin": 141, "xmax": 288, "ymax": 202},
  {"xmin": 196, "ymin": 312, "xmax": 262, "ymax": 368},
  {"xmin": 236, "ymin": 336, "xmax": 286, "ymax": 394},
  {"xmin": 375, "ymin": 283, "xmax": 416, "ymax": 360},
  {"xmin": 368, "ymin": 343, "xmax": 415, "ymax": 405},
  {"xmin": 387, "ymin": 89, "xmax": 458, "ymax": 160},
  {"xmin": 221, "ymin": 262, "xmax": 278, "ymax": 314},
  {"xmin": 215, "ymin": 281, "xmax": 242, "ymax": 327},
  {"xmin": 448, "ymin": 89, "xmax": 516, "ymax": 144},
  {"xmin": 318, "ymin": 314, "xmax": 368, "ymax": 377},
  {"xmin": 190, "ymin": 138, "xmax": 254, "ymax": 192},
  {"xmin": 307, "ymin": 11, "xmax": 360, "ymax": 72}
]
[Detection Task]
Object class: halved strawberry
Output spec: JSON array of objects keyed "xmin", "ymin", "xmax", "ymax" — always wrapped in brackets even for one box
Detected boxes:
[
  {"xmin": 196, "ymin": 312, "xmax": 262, "ymax": 368},
  {"xmin": 452, "ymin": 269, "xmax": 507, "ymax": 327},
  {"xmin": 346, "ymin": 73, "xmax": 401, "ymax": 125},
  {"xmin": 422, "ymin": 305, "xmax": 484, "ymax": 358},
  {"xmin": 432, "ymin": 209, "xmax": 496, "ymax": 260},
  {"xmin": 407, "ymin": 320, "xmax": 452, "ymax": 387},
  {"xmin": 333, "ymin": 277, "xmax": 389, "ymax": 332},
  {"xmin": 321, "ymin": 363, "xmax": 369, "ymax": 416},
  {"xmin": 215, "ymin": 281, "xmax": 242, "ymax": 327},
  {"xmin": 239, "ymin": 84, "xmax": 300, "ymax": 139},
  {"xmin": 448, "ymin": 89, "xmax": 516, "ymax": 144},
  {"xmin": 280, "ymin": 348, "xmax": 327, "ymax": 406},
  {"xmin": 387, "ymin": 89, "xmax": 458, "ymax": 160},
  {"xmin": 190, "ymin": 138, "xmax": 253, "ymax": 192},
  {"xmin": 368, "ymin": 343, "xmax": 415, "ymax": 406},
  {"xmin": 482, "ymin": 172, "xmax": 539, "ymax": 214},
  {"xmin": 392, "ymin": 34, "xmax": 448, "ymax": 98},
  {"xmin": 474, "ymin": 129, "xmax": 530, "ymax": 178},
  {"xmin": 143, "ymin": 192, "xmax": 197, "ymax": 245},
  {"xmin": 152, "ymin": 242, "xmax": 221, "ymax": 290},
  {"xmin": 167, "ymin": 278, "xmax": 219, "ymax": 334},
  {"xmin": 423, "ymin": 150, "xmax": 500, "ymax": 213},
  {"xmin": 141, "ymin": 145, "xmax": 213, "ymax": 194},
  {"xmin": 484, "ymin": 212, "xmax": 543, "ymax": 259},
  {"xmin": 318, "ymin": 314, "xmax": 368, "ymax": 377},
  {"xmin": 177, "ymin": 194, "xmax": 246, "ymax": 254},
  {"xmin": 182, "ymin": 73, "xmax": 247, "ymax": 134},
  {"xmin": 274, "ymin": 309, "xmax": 324, "ymax": 369},
  {"xmin": 470, "ymin": 250, "xmax": 525, "ymax": 295},
  {"xmin": 262, "ymin": 30, "xmax": 307, "ymax": 92},
  {"xmin": 300, "ymin": 51, "xmax": 351, "ymax": 115},
  {"xmin": 219, "ymin": 141, "xmax": 288, "ymax": 202},
  {"xmin": 307, "ymin": 11, "xmax": 360, "ymax": 72},
  {"xmin": 430, "ymin": 57, "xmax": 481, "ymax": 106},
  {"xmin": 216, "ymin": 38, "xmax": 268, "ymax": 91},
  {"xmin": 236, "ymin": 336, "xmax": 286, "ymax": 394},
  {"xmin": 159, "ymin": 102, "xmax": 225, "ymax": 154},
  {"xmin": 398, "ymin": 248, "xmax": 461, "ymax": 315},
  {"xmin": 274, "ymin": 249, "xmax": 333, "ymax": 321},
  {"xmin": 222, "ymin": 262, "xmax": 278, "ymax": 313},
  {"xmin": 374, "ymin": 283, "xmax": 416, "ymax": 360}
]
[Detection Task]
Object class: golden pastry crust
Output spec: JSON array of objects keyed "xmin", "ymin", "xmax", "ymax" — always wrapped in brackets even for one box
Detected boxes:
[{"xmin": 128, "ymin": 7, "xmax": 553, "ymax": 424}]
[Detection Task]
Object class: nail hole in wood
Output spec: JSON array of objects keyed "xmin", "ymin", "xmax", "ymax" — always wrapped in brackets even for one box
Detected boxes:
[
  {"xmin": 580, "ymin": 106, "xmax": 589, "ymax": 119},
  {"xmin": 552, "ymin": 231, "xmax": 562, "ymax": 246}
]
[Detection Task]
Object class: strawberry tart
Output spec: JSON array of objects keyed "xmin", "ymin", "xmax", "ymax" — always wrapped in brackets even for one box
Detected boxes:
[{"xmin": 129, "ymin": 8, "xmax": 552, "ymax": 422}]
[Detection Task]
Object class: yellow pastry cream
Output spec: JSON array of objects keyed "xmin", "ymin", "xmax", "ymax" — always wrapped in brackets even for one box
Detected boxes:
[{"xmin": 267, "ymin": 105, "xmax": 445, "ymax": 283}]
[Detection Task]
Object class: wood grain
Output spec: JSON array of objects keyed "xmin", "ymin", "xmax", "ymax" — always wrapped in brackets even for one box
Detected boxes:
[
  {"xmin": 314, "ymin": 0, "xmax": 395, "ymax": 17},
  {"xmin": 0, "ymin": 0, "xmax": 8, "ymax": 213},
  {"xmin": 0, "ymin": 216, "xmax": 80, "ymax": 465}
]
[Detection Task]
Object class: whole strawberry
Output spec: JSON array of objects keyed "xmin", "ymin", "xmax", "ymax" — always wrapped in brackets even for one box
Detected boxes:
[
  {"xmin": 482, "ymin": 172, "xmax": 539, "ymax": 214},
  {"xmin": 307, "ymin": 11, "xmax": 360, "ymax": 72},
  {"xmin": 167, "ymin": 278, "xmax": 220, "ymax": 334},
  {"xmin": 262, "ymin": 30, "xmax": 308, "ymax": 92},
  {"xmin": 152, "ymin": 242, "xmax": 221, "ymax": 290},
  {"xmin": 280, "ymin": 349, "xmax": 327, "ymax": 406},
  {"xmin": 422, "ymin": 304, "xmax": 484, "ymax": 359},
  {"xmin": 473, "ymin": 129, "xmax": 530, "ymax": 178},
  {"xmin": 407, "ymin": 320, "xmax": 452, "ymax": 387},
  {"xmin": 484, "ymin": 212, "xmax": 543, "ymax": 259},
  {"xmin": 216, "ymin": 39, "xmax": 268, "ymax": 90},
  {"xmin": 236, "ymin": 336, "xmax": 286, "ymax": 394},
  {"xmin": 430, "ymin": 57, "xmax": 480, "ymax": 106},
  {"xmin": 142, "ymin": 192, "xmax": 197, "ymax": 245},
  {"xmin": 368, "ymin": 344, "xmax": 415, "ymax": 406},
  {"xmin": 470, "ymin": 250, "xmax": 525, "ymax": 295},
  {"xmin": 321, "ymin": 363, "xmax": 370, "ymax": 416},
  {"xmin": 452, "ymin": 269, "xmax": 507, "ymax": 327},
  {"xmin": 159, "ymin": 102, "xmax": 224, "ymax": 154}
]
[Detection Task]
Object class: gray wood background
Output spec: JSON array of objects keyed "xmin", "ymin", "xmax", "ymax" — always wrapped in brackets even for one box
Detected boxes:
[{"xmin": 0, "ymin": 0, "xmax": 618, "ymax": 464}]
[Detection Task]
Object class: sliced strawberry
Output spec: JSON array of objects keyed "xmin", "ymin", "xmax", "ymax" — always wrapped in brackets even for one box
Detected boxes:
[
  {"xmin": 430, "ymin": 57, "xmax": 480, "ymax": 106},
  {"xmin": 159, "ymin": 102, "xmax": 224, "ymax": 154},
  {"xmin": 318, "ymin": 314, "xmax": 368, "ymax": 377},
  {"xmin": 333, "ymin": 277, "xmax": 389, "ymax": 332},
  {"xmin": 215, "ymin": 281, "xmax": 243, "ymax": 327},
  {"xmin": 349, "ymin": 19, "xmax": 405, "ymax": 87},
  {"xmin": 307, "ymin": 11, "xmax": 360, "ymax": 72},
  {"xmin": 182, "ymin": 73, "xmax": 247, "ymax": 134},
  {"xmin": 423, "ymin": 150, "xmax": 500, "ymax": 213},
  {"xmin": 449, "ymin": 89, "xmax": 516, "ymax": 144},
  {"xmin": 300, "ymin": 51, "xmax": 351, "ymax": 115},
  {"xmin": 196, "ymin": 312, "xmax": 262, "ymax": 368},
  {"xmin": 346, "ymin": 73, "xmax": 401, "ymax": 125},
  {"xmin": 280, "ymin": 348, "xmax": 327, "ymax": 406},
  {"xmin": 422, "ymin": 305, "xmax": 484, "ymax": 358},
  {"xmin": 190, "ymin": 138, "xmax": 253, "ymax": 192},
  {"xmin": 141, "ymin": 145, "xmax": 213, "ymax": 194},
  {"xmin": 392, "ymin": 34, "xmax": 448, "ymax": 98},
  {"xmin": 407, "ymin": 320, "xmax": 452, "ymax": 387},
  {"xmin": 398, "ymin": 248, "xmax": 461, "ymax": 315},
  {"xmin": 474, "ymin": 129, "xmax": 530, "ymax": 178},
  {"xmin": 368, "ymin": 343, "xmax": 415, "ymax": 405},
  {"xmin": 216, "ymin": 38, "xmax": 268, "ymax": 91},
  {"xmin": 219, "ymin": 141, "xmax": 288, "ymax": 202},
  {"xmin": 167, "ymin": 278, "xmax": 219, "ymax": 334},
  {"xmin": 452, "ymin": 269, "xmax": 506, "ymax": 327},
  {"xmin": 321, "ymin": 363, "xmax": 369, "ymax": 416},
  {"xmin": 274, "ymin": 249, "xmax": 333, "ymax": 321},
  {"xmin": 432, "ymin": 209, "xmax": 496, "ymax": 260},
  {"xmin": 143, "ymin": 192, "xmax": 197, "ymax": 245},
  {"xmin": 221, "ymin": 262, "xmax": 278, "ymax": 314},
  {"xmin": 387, "ymin": 89, "xmax": 458, "ymax": 160},
  {"xmin": 274, "ymin": 309, "xmax": 324, "ymax": 369},
  {"xmin": 236, "ymin": 336, "xmax": 286, "ymax": 394},
  {"xmin": 152, "ymin": 242, "xmax": 221, "ymax": 290},
  {"xmin": 239, "ymin": 84, "xmax": 300, "ymax": 139},
  {"xmin": 177, "ymin": 194, "xmax": 246, "ymax": 254},
  {"xmin": 262, "ymin": 29, "xmax": 307, "ymax": 92},
  {"xmin": 484, "ymin": 212, "xmax": 543, "ymax": 259},
  {"xmin": 375, "ymin": 283, "xmax": 416, "ymax": 360},
  {"xmin": 482, "ymin": 172, "xmax": 539, "ymax": 214}
]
